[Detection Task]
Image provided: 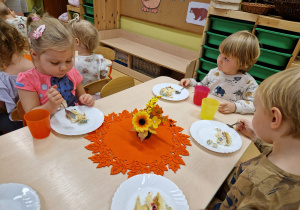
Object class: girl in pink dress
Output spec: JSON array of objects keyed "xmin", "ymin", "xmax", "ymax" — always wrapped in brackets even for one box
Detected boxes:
[{"xmin": 15, "ymin": 14, "xmax": 94, "ymax": 115}]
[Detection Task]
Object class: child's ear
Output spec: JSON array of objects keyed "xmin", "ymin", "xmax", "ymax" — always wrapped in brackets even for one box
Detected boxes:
[
  {"xmin": 30, "ymin": 49, "xmax": 38, "ymax": 60},
  {"xmin": 75, "ymin": 38, "xmax": 80, "ymax": 46},
  {"xmin": 270, "ymin": 107, "xmax": 282, "ymax": 129}
]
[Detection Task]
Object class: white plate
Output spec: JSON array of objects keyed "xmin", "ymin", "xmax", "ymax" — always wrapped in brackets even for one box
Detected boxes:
[
  {"xmin": 0, "ymin": 183, "xmax": 40, "ymax": 210},
  {"xmin": 190, "ymin": 120, "xmax": 242, "ymax": 153},
  {"xmin": 111, "ymin": 174, "xmax": 189, "ymax": 210},
  {"xmin": 50, "ymin": 106, "xmax": 104, "ymax": 135},
  {"xmin": 152, "ymin": 83, "xmax": 189, "ymax": 101}
]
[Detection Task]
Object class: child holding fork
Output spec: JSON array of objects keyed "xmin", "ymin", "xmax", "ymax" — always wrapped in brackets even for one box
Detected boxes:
[
  {"xmin": 15, "ymin": 13, "xmax": 94, "ymax": 114},
  {"xmin": 208, "ymin": 67, "xmax": 300, "ymax": 209}
]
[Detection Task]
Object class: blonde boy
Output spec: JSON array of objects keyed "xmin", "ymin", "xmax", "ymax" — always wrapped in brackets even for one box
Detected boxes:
[
  {"xmin": 180, "ymin": 31, "xmax": 260, "ymax": 114},
  {"xmin": 209, "ymin": 67, "xmax": 300, "ymax": 209}
]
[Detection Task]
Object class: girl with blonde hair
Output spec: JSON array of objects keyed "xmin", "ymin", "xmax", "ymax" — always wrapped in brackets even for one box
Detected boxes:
[
  {"xmin": 68, "ymin": 15, "xmax": 108, "ymax": 86},
  {"xmin": 15, "ymin": 14, "xmax": 94, "ymax": 115}
]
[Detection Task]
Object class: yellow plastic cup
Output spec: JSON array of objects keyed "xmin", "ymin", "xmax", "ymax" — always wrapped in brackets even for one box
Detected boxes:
[
  {"xmin": 24, "ymin": 109, "xmax": 51, "ymax": 139},
  {"xmin": 200, "ymin": 98, "xmax": 220, "ymax": 120}
]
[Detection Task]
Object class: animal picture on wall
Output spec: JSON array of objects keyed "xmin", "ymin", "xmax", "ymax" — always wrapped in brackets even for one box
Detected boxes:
[
  {"xmin": 186, "ymin": 1, "xmax": 210, "ymax": 26},
  {"xmin": 141, "ymin": 0, "xmax": 161, "ymax": 13}
]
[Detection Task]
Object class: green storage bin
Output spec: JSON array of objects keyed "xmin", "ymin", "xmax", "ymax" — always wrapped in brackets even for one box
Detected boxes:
[
  {"xmin": 83, "ymin": 4, "xmax": 94, "ymax": 15},
  {"xmin": 202, "ymin": 45, "xmax": 219, "ymax": 61},
  {"xmin": 85, "ymin": 0, "xmax": 93, "ymax": 5},
  {"xmin": 258, "ymin": 48, "xmax": 292, "ymax": 67},
  {"xmin": 197, "ymin": 70, "xmax": 207, "ymax": 81},
  {"xmin": 206, "ymin": 31, "xmax": 228, "ymax": 46},
  {"xmin": 84, "ymin": 14, "xmax": 94, "ymax": 24},
  {"xmin": 200, "ymin": 58, "xmax": 218, "ymax": 71},
  {"xmin": 210, "ymin": 16, "xmax": 254, "ymax": 34},
  {"xmin": 248, "ymin": 64, "xmax": 280, "ymax": 80},
  {"xmin": 255, "ymin": 28, "xmax": 300, "ymax": 51}
]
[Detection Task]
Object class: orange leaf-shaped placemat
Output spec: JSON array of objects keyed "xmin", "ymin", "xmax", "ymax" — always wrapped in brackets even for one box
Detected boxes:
[{"xmin": 85, "ymin": 109, "xmax": 191, "ymax": 178}]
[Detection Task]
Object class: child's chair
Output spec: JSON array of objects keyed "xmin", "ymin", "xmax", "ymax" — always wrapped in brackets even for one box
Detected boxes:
[
  {"xmin": 100, "ymin": 76, "xmax": 134, "ymax": 98},
  {"xmin": 11, "ymin": 100, "xmax": 26, "ymax": 126},
  {"xmin": 93, "ymin": 46, "xmax": 115, "ymax": 80},
  {"xmin": 83, "ymin": 78, "xmax": 111, "ymax": 95}
]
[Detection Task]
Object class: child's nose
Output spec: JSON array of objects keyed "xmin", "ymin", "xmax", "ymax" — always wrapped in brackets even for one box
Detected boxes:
[{"xmin": 59, "ymin": 63, "xmax": 68, "ymax": 71}]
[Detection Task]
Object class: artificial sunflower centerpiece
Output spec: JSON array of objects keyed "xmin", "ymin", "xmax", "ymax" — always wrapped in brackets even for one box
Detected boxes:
[{"xmin": 132, "ymin": 96, "xmax": 167, "ymax": 141}]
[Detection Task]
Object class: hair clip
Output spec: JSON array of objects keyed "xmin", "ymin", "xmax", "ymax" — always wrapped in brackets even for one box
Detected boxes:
[
  {"xmin": 32, "ymin": 16, "xmax": 40, "ymax": 21},
  {"xmin": 32, "ymin": 24, "xmax": 45, "ymax": 39}
]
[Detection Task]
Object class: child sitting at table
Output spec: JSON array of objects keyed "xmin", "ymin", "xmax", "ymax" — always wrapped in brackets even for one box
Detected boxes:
[
  {"xmin": 0, "ymin": 19, "xmax": 34, "ymax": 133},
  {"xmin": 67, "ymin": 14, "xmax": 108, "ymax": 86},
  {"xmin": 0, "ymin": 2, "xmax": 27, "ymax": 37},
  {"xmin": 15, "ymin": 13, "xmax": 94, "ymax": 115},
  {"xmin": 208, "ymin": 67, "xmax": 300, "ymax": 210},
  {"xmin": 180, "ymin": 31, "xmax": 260, "ymax": 114}
]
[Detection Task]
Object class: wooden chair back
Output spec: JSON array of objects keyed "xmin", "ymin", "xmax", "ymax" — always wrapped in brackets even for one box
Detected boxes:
[
  {"xmin": 93, "ymin": 46, "xmax": 115, "ymax": 79},
  {"xmin": 83, "ymin": 78, "xmax": 111, "ymax": 95},
  {"xmin": 100, "ymin": 76, "xmax": 135, "ymax": 98},
  {"xmin": 11, "ymin": 101, "xmax": 26, "ymax": 126}
]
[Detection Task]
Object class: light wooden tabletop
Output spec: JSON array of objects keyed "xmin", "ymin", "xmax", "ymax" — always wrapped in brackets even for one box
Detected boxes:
[{"xmin": 0, "ymin": 76, "xmax": 253, "ymax": 210}]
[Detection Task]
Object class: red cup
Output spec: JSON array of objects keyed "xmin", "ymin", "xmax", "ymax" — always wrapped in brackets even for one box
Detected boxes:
[
  {"xmin": 193, "ymin": 85, "xmax": 210, "ymax": 106},
  {"xmin": 24, "ymin": 109, "xmax": 51, "ymax": 139}
]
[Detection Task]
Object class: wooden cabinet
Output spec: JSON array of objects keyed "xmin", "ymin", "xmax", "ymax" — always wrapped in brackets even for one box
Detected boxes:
[
  {"xmin": 43, "ymin": 0, "xmax": 68, "ymax": 18},
  {"xmin": 99, "ymin": 29, "xmax": 198, "ymax": 82},
  {"xmin": 195, "ymin": 7, "xmax": 300, "ymax": 83}
]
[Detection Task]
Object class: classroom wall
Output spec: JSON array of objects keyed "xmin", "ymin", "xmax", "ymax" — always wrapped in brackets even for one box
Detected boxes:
[{"xmin": 120, "ymin": 16, "xmax": 202, "ymax": 52}]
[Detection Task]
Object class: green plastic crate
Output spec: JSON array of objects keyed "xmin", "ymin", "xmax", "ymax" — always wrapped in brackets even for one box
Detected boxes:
[
  {"xmin": 83, "ymin": 4, "xmax": 94, "ymax": 15},
  {"xmin": 197, "ymin": 70, "xmax": 206, "ymax": 81},
  {"xmin": 210, "ymin": 16, "xmax": 254, "ymax": 34},
  {"xmin": 85, "ymin": 0, "xmax": 93, "ymax": 5},
  {"xmin": 200, "ymin": 58, "xmax": 218, "ymax": 71},
  {"xmin": 256, "ymin": 28, "xmax": 300, "ymax": 51},
  {"xmin": 206, "ymin": 31, "xmax": 228, "ymax": 46},
  {"xmin": 202, "ymin": 45, "xmax": 219, "ymax": 61},
  {"xmin": 84, "ymin": 14, "xmax": 94, "ymax": 24},
  {"xmin": 248, "ymin": 64, "xmax": 280, "ymax": 80},
  {"xmin": 258, "ymin": 48, "xmax": 292, "ymax": 67}
]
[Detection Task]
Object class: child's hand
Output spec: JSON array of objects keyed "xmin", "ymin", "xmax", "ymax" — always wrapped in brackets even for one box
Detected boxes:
[
  {"xmin": 218, "ymin": 102, "xmax": 236, "ymax": 114},
  {"xmin": 79, "ymin": 93, "xmax": 94, "ymax": 107},
  {"xmin": 179, "ymin": 79, "xmax": 191, "ymax": 87},
  {"xmin": 47, "ymin": 85, "xmax": 64, "ymax": 109},
  {"xmin": 235, "ymin": 119, "xmax": 257, "ymax": 142}
]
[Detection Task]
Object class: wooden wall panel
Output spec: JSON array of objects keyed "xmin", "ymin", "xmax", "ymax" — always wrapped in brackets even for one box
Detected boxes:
[
  {"xmin": 121, "ymin": 0, "xmax": 210, "ymax": 34},
  {"xmin": 94, "ymin": 0, "xmax": 120, "ymax": 31}
]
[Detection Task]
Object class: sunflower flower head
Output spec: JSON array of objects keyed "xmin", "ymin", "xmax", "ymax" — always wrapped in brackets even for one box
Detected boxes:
[{"xmin": 132, "ymin": 111, "xmax": 152, "ymax": 133}]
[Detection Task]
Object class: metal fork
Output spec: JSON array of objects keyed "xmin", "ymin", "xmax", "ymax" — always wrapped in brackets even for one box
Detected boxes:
[
  {"xmin": 175, "ymin": 87, "xmax": 185, "ymax": 94},
  {"xmin": 226, "ymin": 122, "xmax": 240, "ymax": 128},
  {"xmin": 61, "ymin": 103, "xmax": 76, "ymax": 119}
]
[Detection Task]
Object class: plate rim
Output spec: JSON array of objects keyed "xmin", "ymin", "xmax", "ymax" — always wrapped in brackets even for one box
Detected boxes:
[
  {"xmin": 152, "ymin": 83, "xmax": 189, "ymax": 101},
  {"xmin": 111, "ymin": 173, "xmax": 189, "ymax": 210},
  {"xmin": 190, "ymin": 120, "xmax": 242, "ymax": 153},
  {"xmin": 0, "ymin": 183, "xmax": 40, "ymax": 209},
  {"xmin": 50, "ymin": 106, "xmax": 104, "ymax": 135}
]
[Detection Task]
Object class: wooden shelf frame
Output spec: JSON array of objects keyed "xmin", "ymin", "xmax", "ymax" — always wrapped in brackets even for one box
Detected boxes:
[
  {"xmin": 99, "ymin": 29, "xmax": 199, "ymax": 82},
  {"xmin": 194, "ymin": 7, "xmax": 300, "ymax": 78}
]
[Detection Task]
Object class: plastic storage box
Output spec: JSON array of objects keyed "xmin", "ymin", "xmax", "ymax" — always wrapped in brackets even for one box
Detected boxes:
[
  {"xmin": 255, "ymin": 27, "xmax": 300, "ymax": 51},
  {"xmin": 84, "ymin": 14, "xmax": 94, "ymax": 24},
  {"xmin": 258, "ymin": 48, "xmax": 292, "ymax": 68},
  {"xmin": 248, "ymin": 64, "xmax": 280, "ymax": 80},
  {"xmin": 210, "ymin": 16, "xmax": 254, "ymax": 34},
  {"xmin": 202, "ymin": 45, "xmax": 219, "ymax": 61},
  {"xmin": 83, "ymin": 4, "xmax": 94, "ymax": 15},
  {"xmin": 197, "ymin": 69, "xmax": 209, "ymax": 81},
  {"xmin": 85, "ymin": 0, "xmax": 93, "ymax": 5},
  {"xmin": 206, "ymin": 31, "xmax": 228, "ymax": 47},
  {"xmin": 200, "ymin": 58, "xmax": 218, "ymax": 71}
]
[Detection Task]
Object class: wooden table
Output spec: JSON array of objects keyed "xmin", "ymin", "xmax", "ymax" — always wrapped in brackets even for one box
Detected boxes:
[{"xmin": 0, "ymin": 76, "xmax": 253, "ymax": 210}]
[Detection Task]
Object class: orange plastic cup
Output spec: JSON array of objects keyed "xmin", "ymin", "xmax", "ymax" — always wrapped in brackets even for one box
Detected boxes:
[
  {"xmin": 24, "ymin": 109, "xmax": 51, "ymax": 139},
  {"xmin": 200, "ymin": 98, "xmax": 220, "ymax": 120}
]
